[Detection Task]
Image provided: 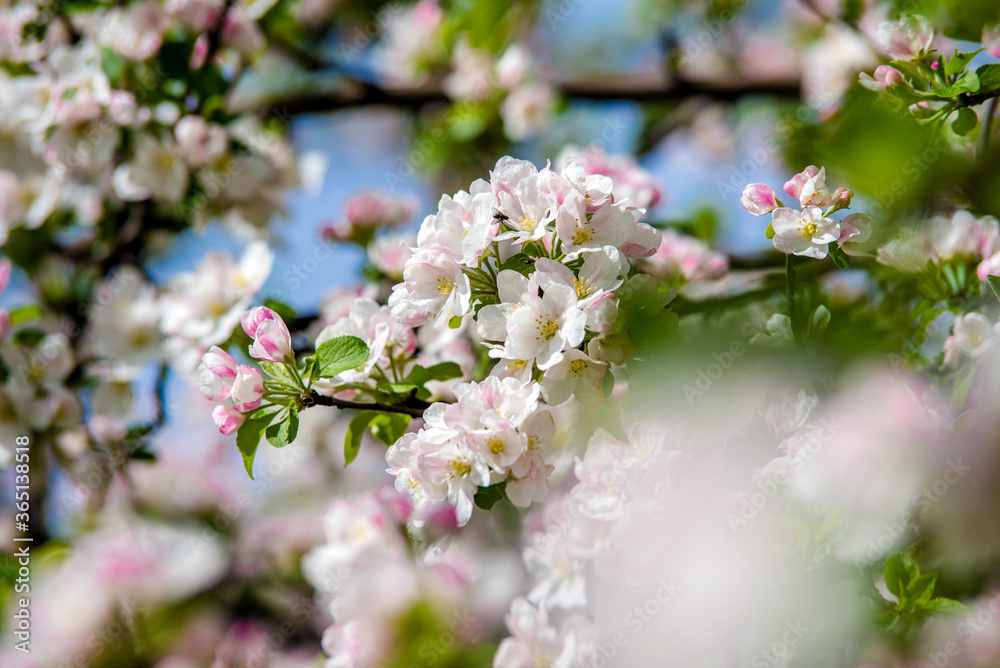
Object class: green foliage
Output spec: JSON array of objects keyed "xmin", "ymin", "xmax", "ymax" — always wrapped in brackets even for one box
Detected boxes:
[
  {"xmin": 951, "ymin": 107, "xmax": 977, "ymax": 136},
  {"xmin": 368, "ymin": 413, "xmax": 411, "ymax": 446},
  {"xmin": 828, "ymin": 244, "xmax": 851, "ymax": 269},
  {"xmin": 877, "ymin": 552, "xmax": 967, "ymax": 634},
  {"xmin": 344, "ymin": 410, "xmax": 378, "ymax": 466},
  {"xmin": 987, "ymin": 275, "xmax": 1000, "ymax": 303},
  {"xmin": 473, "ymin": 481, "xmax": 508, "ymax": 510},
  {"xmin": 265, "ymin": 409, "xmax": 299, "ymax": 448},
  {"xmin": 978, "ymin": 64, "xmax": 1000, "ymax": 93},
  {"xmin": 236, "ymin": 405, "xmax": 282, "ymax": 478},
  {"xmin": 316, "ymin": 335, "xmax": 369, "ymax": 379}
]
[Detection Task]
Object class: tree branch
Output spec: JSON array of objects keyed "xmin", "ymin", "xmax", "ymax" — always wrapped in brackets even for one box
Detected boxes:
[
  {"xmin": 264, "ymin": 76, "xmax": 801, "ymax": 118},
  {"xmin": 301, "ymin": 391, "xmax": 430, "ymax": 417}
]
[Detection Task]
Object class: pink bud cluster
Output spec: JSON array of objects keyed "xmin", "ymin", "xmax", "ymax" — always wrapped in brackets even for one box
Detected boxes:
[{"xmin": 196, "ymin": 306, "xmax": 292, "ymax": 434}]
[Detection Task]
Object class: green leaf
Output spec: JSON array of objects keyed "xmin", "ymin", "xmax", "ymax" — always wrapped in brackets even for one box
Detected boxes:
[
  {"xmin": 235, "ymin": 406, "xmax": 281, "ymax": 479},
  {"xmin": 952, "ymin": 107, "xmax": 978, "ymax": 136},
  {"xmin": 932, "ymin": 70, "xmax": 980, "ymax": 97},
  {"xmin": 423, "ymin": 362, "xmax": 463, "ymax": 382},
  {"xmin": 124, "ymin": 422, "xmax": 155, "ymax": 444},
  {"xmin": 906, "ymin": 573, "xmax": 937, "ymax": 606},
  {"xmin": 9, "ymin": 305, "xmax": 43, "ymax": 326},
  {"xmin": 368, "ymin": 413, "xmax": 411, "ymax": 446},
  {"xmin": 499, "ymin": 254, "xmax": 535, "ymax": 277},
  {"xmin": 765, "ymin": 222, "xmax": 775, "ymax": 240},
  {"xmin": 829, "ymin": 244, "xmax": 851, "ymax": 269},
  {"xmin": 129, "ymin": 448, "xmax": 156, "ymax": 461},
  {"xmin": 922, "ymin": 597, "xmax": 969, "ymax": 615},
  {"xmin": 259, "ymin": 360, "xmax": 301, "ymax": 389},
  {"xmin": 100, "ymin": 46, "xmax": 126, "ymax": 84},
  {"xmin": 263, "ymin": 298, "xmax": 297, "ymax": 322},
  {"xmin": 448, "ymin": 316, "xmax": 463, "ymax": 329},
  {"xmin": 947, "ymin": 49, "xmax": 982, "ymax": 77},
  {"xmin": 977, "ymin": 64, "xmax": 1000, "ymax": 93},
  {"xmin": 315, "ymin": 336, "xmax": 369, "ymax": 379},
  {"xmin": 344, "ymin": 411, "xmax": 378, "ymax": 466},
  {"xmin": 885, "ymin": 552, "xmax": 918, "ymax": 597},
  {"xmin": 473, "ymin": 482, "xmax": 508, "ymax": 510},
  {"xmin": 265, "ymin": 410, "xmax": 299, "ymax": 448},
  {"xmin": 989, "ymin": 275, "xmax": 1000, "ymax": 303}
]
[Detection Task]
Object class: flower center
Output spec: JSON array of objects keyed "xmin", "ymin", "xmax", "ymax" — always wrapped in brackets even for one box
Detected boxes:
[
  {"xmin": 537, "ymin": 315, "xmax": 560, "ymax": 340},
  {"xmin": 572, "ymin": 277, "xmax": 593, "ymax": 299},
  {"xmin": 449, "ymin": 458, "xmax": 471, "ymax": 477},
  {"xmin": 572, "ymin": 227, "xmax": 594, "ymax": 245},
  {"xmin": 517, "ymin": 214, "xmax": 537, "ymax": 232},
  {"xmin": 487, "ymin": 437, "xmax": 505, "ymax": 454},
  {"xmin": 801, "ymin": 222, "xmax": 818, "ymax": 238},
  {"xmin": 436, "ymin": 277, "xmax": 454, "ymax": 296},
  {"xmin": 570, "ymin": 360, "xmax": 587, "ymax": 375},
  {"xmin": 504, "ymin": 358, "xmax": 528, "ymax": 374}
]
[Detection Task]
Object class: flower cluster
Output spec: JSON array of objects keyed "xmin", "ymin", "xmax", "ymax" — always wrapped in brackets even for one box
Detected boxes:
[
  {"xmin": 743, "ymin": 165, "xmax": 876, "ymax": 260},
  {"xmin": 877, "ymin": 210, "xmax": 1000, "ymax": 274},
  {"xmin": 321, "ymin": 191, "xmax": 416, "ymax": 245},
  {"xmin": 388, "ymin": 156, "xmax": 659, "ymax": 406},
  {"xmin": 386, "ymin": 377, "xmax": 555, "ymax": 526}
]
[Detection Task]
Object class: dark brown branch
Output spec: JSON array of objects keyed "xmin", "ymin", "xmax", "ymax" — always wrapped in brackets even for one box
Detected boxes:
[
  {"xmin": 264, "ymin": 76, "xmax": 801, "ymax": 118},
  {"xmin": 301, "ymin": 391, "xmax": 430, "ymax": 417},
  {"xmin": 958, "ymin": 87, "xmax": 1000, "ymax": 110}
]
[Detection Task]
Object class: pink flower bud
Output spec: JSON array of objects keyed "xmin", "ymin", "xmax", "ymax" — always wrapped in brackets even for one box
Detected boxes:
[
  {"xmin": 0, "ymin": 258, "xmax": 11, "ymax": 296},
  {"xmin": 212, "ymin": 405, "xmax": 245, "ymax": 435},
  {"xmin": 978, "ymin": 252, "xmax": 1000, "ymax": 282},
  {"xmin": 190, "ymin": 33, "xmax": 209, "ymax": 70},
  {"xmin": 740, "ymin": 184, "xmax": 778, "ymax": 215},
  {"xmin": 985, "ymin": 25, "xmax": 1000, "ymax": 59},
  {"xmin": 231, "ymin": 365, "xmax": 264, "ymax": 412},
  {"xmin": 344, "ymin": 193, "xmax": 414, "ymax": 229},
  {"xmin": 833, "ymin": 186, "xmax": 853, "ymax": 207},
  {"xmin": 241, "ymin": 306, "xmax": 292, "ymax": 362},
  {"xmin": 873, "ymin": 66, "xmax": 904, "ymax": 88},
  {"xmin": 196, "ymin": 345, "xmax": 238, "ymax": 401},
  {"xmin": 783, "ymin": 166, "xmax": 821, "ymax": 201}
]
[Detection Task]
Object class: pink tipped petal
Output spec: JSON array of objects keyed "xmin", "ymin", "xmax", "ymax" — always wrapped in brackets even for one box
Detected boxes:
[
  {"xmin": 741, "ymin": 184, "xmax": 778, "ymax": 215},
  {"xmin": 212, "ymin": 405, "xmax": 245, "ymax": 435}
]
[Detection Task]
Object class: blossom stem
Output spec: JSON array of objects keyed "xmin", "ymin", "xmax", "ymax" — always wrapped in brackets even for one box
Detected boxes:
[{"xmin": 785, "ymin": 254, "xmax": 798, "ymax": 337}]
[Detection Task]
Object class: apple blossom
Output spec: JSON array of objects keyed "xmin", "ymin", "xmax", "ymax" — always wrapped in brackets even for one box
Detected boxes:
[
  {"xmin": 838, "ymin": 212, "xmax": 879, "ymax": 256},
  {"xmin": 978, "ymin": 252, "xmax": 1000, "ymax": 282},
  {"xmin": 555, "ymin": 144, "xmax": 663, "ymax": 209},
  {"xmin": 500, "ymin": 81, "xmax": 555, "ymax": 141},
  {"xmin": 875, "ymin": 65, "xmax": 905, "ymax": 88},
  {"xmin": 494, "ymin": 598, "xmax": 597, "ymax": 667},
  {"xmin": 741, "ymin": 183, "xmax": 779, "ymax": 215},
  {"xmin": 943, "ymin": 313, "xmax": 1000, "ymax": 366},
  {"xmin": 241, "ymin": 306, "xmax": 292, "ymax": 362},
  {"xmin": 196, "ymin": 345, "xmax": 238, "ymax": 401},
  {"xmin": 770, "ymin": 206, "xmax": 840, "ymax": 259},
  {"xmin": 230, "ymin": 365, "xmax": 264, "ymax": 412},
  {"xmin": 539, "ymin": 349, "xmax": 608, "ymax": 407},
  {"xmin": 505, "ymin": 284, "xmax": 587, "ymax": 370},
  {"xmin": 212, "ymin": 404, "xmax": 245, "ymax": 435},
  {"xmin": 641, "ymin": 229, "xmax": 729, "ymax": 283},
  {"xmin": 877, "ymin": 14, "xmax": 934, "ymax": 60},
  {"xmin": 174, "ymin": 115, "xmax": 228, "ymax": 167}
]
